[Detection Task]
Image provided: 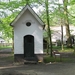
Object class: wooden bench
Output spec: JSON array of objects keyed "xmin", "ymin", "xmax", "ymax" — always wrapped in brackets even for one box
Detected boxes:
[{"xmin": 52, "ymin": 50, "xmax": 62, "ymax": 62}]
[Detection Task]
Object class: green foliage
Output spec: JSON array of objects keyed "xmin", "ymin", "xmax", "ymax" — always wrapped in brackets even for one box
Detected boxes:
[
  {"xmin": 0, "ymin": 0, "xmax": 75, "ymax": 42},
  {"xmin": 0, "ymin": 0, "xmax": 27, "ymax": 41},
  {"xmin": 1, "ymin": 16, "xmax": 12, "ymax": 39},
  {"xmin": 70, "ymin": 0, "xmax": 75, "ymax": 5},
  {"xmin": 0, "ymin": 0, "xmax": 42, "ymax": 42}
]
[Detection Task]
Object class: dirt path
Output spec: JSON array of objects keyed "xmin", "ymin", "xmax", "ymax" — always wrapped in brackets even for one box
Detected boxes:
[
  {"xmin": 0, "ymin": 49, "xmax": 75, "ymax": 75},
  {"xmin": 0, "ymin": 63, "xmax": 75, "ymax": 75}
]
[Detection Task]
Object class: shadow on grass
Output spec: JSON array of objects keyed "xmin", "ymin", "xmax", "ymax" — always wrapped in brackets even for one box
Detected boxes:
[{"xmin": 43, "ymin": 54, "xmax": 75, "ymax": 63}]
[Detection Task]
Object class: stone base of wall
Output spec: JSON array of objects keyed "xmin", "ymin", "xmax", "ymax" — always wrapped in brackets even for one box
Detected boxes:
[
  {"xmin": 35, "ymin": 54, "xmax": 43, "ymax": 62},
  {"xmin": 14, "ymin": 54, "xmax": 24, "ymax": 62},
  {"xmin": 14, "ymin": 54, "xmax": 43, "ymax": 62}
]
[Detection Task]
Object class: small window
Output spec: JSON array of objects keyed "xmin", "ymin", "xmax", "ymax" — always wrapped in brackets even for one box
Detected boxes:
[{"xmin": 26, "ymin": 22, "xmax": 31, "ymax": 26}]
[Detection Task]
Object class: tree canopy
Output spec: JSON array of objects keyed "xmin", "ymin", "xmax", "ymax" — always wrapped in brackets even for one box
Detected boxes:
[{"xmin": 0, "ymin": 0, "xmax": 75, "ymax": 43}]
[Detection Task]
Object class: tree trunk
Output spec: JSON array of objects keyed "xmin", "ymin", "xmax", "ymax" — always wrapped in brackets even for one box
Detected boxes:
[
  {"xmin": 45, "ymin": 0, "xmax": 53, "ymax": 57},
  {"xmin": 61, "ymin": 20, "xmax": 64, "ymax": 50},
  {"xmin": 63, "ymin": 0, "xmax": 72, "ymax": 48},
  {"xmin": 58, "ymin": 4, "xmax": 64, "ymax": 50}
]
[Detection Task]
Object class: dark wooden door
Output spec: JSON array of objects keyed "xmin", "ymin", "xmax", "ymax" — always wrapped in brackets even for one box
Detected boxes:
[{"xmin": 24, "ymin": 35, "xmax": 34, "ymax": 58}]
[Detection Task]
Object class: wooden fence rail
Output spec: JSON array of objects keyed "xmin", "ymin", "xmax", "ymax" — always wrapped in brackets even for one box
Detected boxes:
[{"xmin": 0, "ymin": 43, "xmax": 12, "ymax": 47}]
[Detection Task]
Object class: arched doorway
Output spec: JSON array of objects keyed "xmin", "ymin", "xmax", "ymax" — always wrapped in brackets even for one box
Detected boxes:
[{"xmin": 24, "ymin": 35, "xmax": 34, "ymax": 58}]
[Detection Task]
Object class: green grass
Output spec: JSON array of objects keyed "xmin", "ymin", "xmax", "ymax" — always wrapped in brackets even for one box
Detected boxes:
[
  {"xmin": 59, "ymin": 49, "xmax": 74, "ymax": 53},
  {"xmin": 43, "ymin": 54, "xmax": 75, "ymax": 63},
  {"xmin": 0, "ymin": 46, "xmax": 12, "ymax": 50},
  {"xmin": 43, "ymin": 55, "xmax": 60, "ymax": 63},
  {"xmin": 44, "ymin": 46, "xmax": 74, "ymax": 53},
  {"xmin": 0, "ymin": 54, "xmax": 14, "ymax": 61},
  {"xmin": 44, "ymin": 46, "xmax": 75, "ymax": 63},
  {"xmin": 53, "ymin": 46, "xmax": 74, "ymax": 50},
  {"xmin": 52, "ymin": 46, "xmax": 62, "ymax": 50}
]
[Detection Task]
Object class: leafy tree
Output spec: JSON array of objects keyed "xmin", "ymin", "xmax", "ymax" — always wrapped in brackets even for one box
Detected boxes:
[
  {"xmin": 0, "ymin": 0, "xmax": 27, "ymax": 42},
  {"xmin": 63, "ymin": 0, "xmax": 72, "ymax": 48},
  {"xmin": 0, "ymin": 0, "xmax": 75, "ymax": 50},
  {"xmin": 45, "ymin": 0, "xmax": 53, "ymax": 57}
]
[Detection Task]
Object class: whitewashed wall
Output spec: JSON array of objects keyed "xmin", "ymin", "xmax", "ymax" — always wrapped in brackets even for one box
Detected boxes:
[{"xmin": 14, "ymin": 9, "xmax": 43, "ymax": 54}]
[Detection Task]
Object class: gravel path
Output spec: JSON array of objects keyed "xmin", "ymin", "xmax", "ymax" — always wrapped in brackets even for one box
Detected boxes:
[
  {"xmin": 0, "ymin": 49, "xmax": 75, "ymax": 75},
  {"xmin": 0, "ymin": 63, "xmax": 75, "ymax": 75}
]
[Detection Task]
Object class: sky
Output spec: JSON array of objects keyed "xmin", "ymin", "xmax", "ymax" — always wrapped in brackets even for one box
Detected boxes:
[
  {"xmin": 58, "ymin": 0, "xmax": 63, "ymax": 4},
  {"xmin": 33, "ymin": 0, "xmax": 63, "ymax": 13},
  {"xmin": 0, "ymin": 0, "xmax": 64, "ymax": 17}
]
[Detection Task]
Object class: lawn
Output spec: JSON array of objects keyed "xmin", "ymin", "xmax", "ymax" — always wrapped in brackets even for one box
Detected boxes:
[
  {"xmin": 46, "ymin": 46, "xmax": 74, "ymax": 53},
  {"xmin": 43, "ymin": 55, "xmax": 75, "ymax": 63},
  {"xmin": 0, "ymin": 46, "xmax": 12, "ymax": 50},
  {"xmin": 43, "ymin": 46, "xmax": 75, "ymax": 63}
]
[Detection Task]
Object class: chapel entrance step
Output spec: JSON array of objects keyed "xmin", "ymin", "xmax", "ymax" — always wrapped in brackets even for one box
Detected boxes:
[{"xmin": 24, "ymin": 57, "xmax": 37, "ymax": 64}]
